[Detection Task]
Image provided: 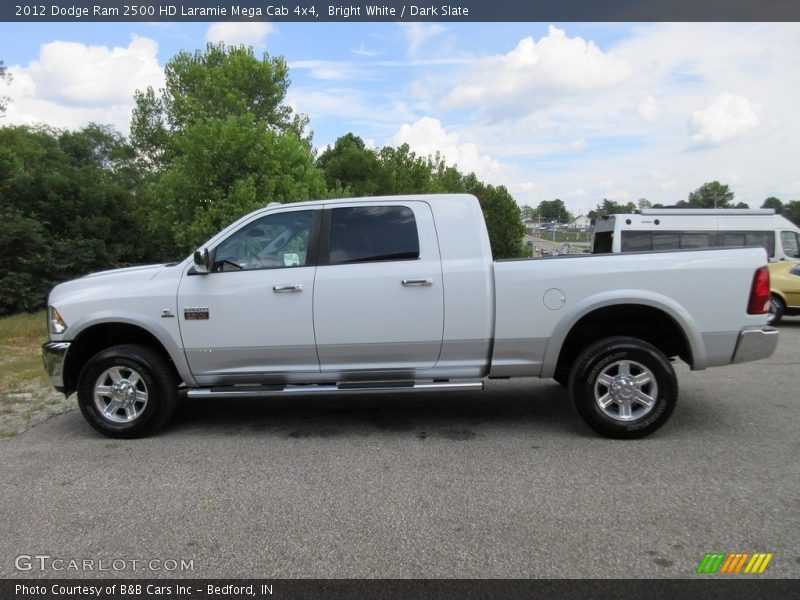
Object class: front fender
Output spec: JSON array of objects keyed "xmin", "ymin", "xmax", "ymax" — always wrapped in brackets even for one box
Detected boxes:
[{"xmin": 66, "ymin": 312, "xmax": 196, "ymax": 388}]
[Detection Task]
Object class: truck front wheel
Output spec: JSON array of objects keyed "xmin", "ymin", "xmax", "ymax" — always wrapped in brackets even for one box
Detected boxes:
[
  {"xmin": 569, "ymin": 337, "xmax": 677, "ymax": 439},
  {"xmin": 76, "ymin": 344, "xmax": 177, "ymax": 438}
]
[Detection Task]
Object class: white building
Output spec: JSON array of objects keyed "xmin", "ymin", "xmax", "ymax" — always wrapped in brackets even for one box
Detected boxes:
[{"xmin": 569, "ymin": 215, "xmax": 591, "ymax": 231}]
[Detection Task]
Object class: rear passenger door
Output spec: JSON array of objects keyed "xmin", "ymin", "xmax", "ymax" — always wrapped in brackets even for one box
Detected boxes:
[{"xmin": 313, "ymin": 202, "xmax": 444, "ymax": 373}]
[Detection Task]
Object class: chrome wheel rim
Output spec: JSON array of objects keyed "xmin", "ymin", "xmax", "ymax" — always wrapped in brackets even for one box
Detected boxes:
[
  {"xmin": 594, "ymin": 360, "xmax": 658, "ymax": 422},
  {"xmin": 93, "ymin": 366, "xmax": 148, "ymax": 423}
]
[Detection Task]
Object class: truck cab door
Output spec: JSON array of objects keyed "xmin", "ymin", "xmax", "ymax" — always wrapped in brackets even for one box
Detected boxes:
[
  {"xmin": 313, "ymin": 202, "xmax": 444, "ymax": 373},
  {"xmin": 177, "ymin": 207, "xmax": 321, "ymax": 384}
]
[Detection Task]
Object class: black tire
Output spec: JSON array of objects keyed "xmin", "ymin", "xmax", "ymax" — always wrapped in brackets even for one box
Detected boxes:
[
  {"xmin": 767, "ymin": 295, "xmax": 784, "ymax": 325},
  {"xmin": 552, "ymin": 367, "xmax": 570, "ymax": 387},
  {"xmin": 77, "ymin": 344, "xmax": 178, "ymax": 438},
  {"xmin": 569, "ymin": 336, "xmax": 677, "ymax": 439}
]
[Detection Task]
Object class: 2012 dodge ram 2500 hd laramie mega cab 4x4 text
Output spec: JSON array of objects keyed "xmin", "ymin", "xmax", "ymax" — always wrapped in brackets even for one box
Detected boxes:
[{"xmin": 42, "ymin": 194, "xmax": 778, "ymax": 439}]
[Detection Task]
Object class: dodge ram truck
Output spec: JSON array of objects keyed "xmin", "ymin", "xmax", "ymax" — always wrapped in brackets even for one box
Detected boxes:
[{"xmin": 42, "ymin": 194, "xmax": 779, "ymax": 438}]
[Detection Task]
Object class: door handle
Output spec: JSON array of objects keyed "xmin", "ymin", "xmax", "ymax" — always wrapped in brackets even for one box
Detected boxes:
[
  {"xmin": 401, "ymin": 278, "xmax": 433, "ymax": 287},
  {"xmin": 273, "ymin": 284, "xmax": 303, "ymax": 293}
]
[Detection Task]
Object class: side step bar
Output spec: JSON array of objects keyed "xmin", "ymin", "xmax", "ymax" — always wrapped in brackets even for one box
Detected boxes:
[{"xmin": 184, "ymin": 380, "xmax": 484, "ymax": 399}]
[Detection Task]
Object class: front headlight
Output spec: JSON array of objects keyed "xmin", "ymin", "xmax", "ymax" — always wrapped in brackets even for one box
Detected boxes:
[{"xmin": 48, "ymin": 306, "xmax": 68, "ymax": 336}]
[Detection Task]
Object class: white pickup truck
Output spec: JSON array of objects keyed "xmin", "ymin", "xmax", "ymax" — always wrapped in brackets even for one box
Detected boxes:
[{"xmin": 43, "ymin": 194, "xmax": 778, "ymax": 439}]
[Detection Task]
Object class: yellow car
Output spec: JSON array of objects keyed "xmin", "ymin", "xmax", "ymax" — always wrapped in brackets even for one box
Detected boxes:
[{"xmin": 768, "ymin": 261, "xmax": 800, "ymax": 324}]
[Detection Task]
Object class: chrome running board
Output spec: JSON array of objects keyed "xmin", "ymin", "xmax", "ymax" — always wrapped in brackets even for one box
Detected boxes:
[{"xmin": 184, "ymin": 380, "xmax": 484, "ymax": 399}]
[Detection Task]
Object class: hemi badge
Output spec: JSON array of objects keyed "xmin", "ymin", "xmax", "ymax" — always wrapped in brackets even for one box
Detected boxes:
[
  {"xmin": 161, "ymin": 308, "xmax": 175, "ymax": 318},
  {"xmin": 184, "ymin": 307, "xmax": 209, "ymax": 320}
]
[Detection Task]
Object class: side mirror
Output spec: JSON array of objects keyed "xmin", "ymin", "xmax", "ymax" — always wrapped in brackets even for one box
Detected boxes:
[{"xmin": 193, "ymin": 248, "xmax": 210, "ymax": 274}]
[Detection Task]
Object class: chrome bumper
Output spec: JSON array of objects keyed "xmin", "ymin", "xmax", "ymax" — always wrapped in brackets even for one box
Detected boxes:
[
  {"xmin": 42, "ymin": 341, "xmax": 71, "ymax": 390},
  {"xmin": 732, "ymin": 326, "xmax": 779, "ymax": 364}
]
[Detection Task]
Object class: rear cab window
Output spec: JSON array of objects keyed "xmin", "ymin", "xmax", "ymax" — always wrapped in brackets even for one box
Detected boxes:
[{"xmin": 328, "ymin": 206, "xmax": 420, "ymax": 264}]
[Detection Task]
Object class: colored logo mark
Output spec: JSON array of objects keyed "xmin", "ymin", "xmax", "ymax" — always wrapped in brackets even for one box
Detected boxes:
[{"xmin": 696, "ymin": 552, "xmax": 773, "ymax": 574}]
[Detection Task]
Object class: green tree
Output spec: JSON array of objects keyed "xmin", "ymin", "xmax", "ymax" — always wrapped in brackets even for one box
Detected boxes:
[
  {"xmin": 464, "ymin": 178, "xmax": 526, "ymax": 258},
  {"xmin": 376, "ymin": 144, "xmax": 433, "ymax": 194},
  {"xmin": 132, "ymin": 44, "xmax": 325, "ymax": 255},
  {"xmin": 316, "ymin": 134, "xmax": 381, "ymax": 197},
  {"xmin": 129, "ymin": 86, "xmax": 170, "ymax": 169},
  {"xmin": 131, "ymin": 43, "xmax": 303, "ymax": 168},
  {"xmin": 536, "ymin": 199, "xmax": 573, "ymax": 223},
  {"xmin": 588, "ymin": 198, "xmax": 636, "ymax": 223},
  {"xmin": 687, "ymin": 181, "xmax": 734, "ymax": 208},
  {"xmin": 0, "ymin": 124, "xmax": 149, "ymax": 315},
  {"xmin": 149, "ymin": 116, "xmax": 326, "ymax": 253},
  {"xmin": 783, "ymin": 201, "xmax": 800, "ymax": 227},
  {"xmin": 0, "ymin": 59, "xmax": 10, "ymax": 116},
  {"xmin": 762, "ymin": 196, "xmax": 783, "ymax": 213},
  {"xmin": 0, "ymin": 207, "xmax": 52, "ymax": 313}
]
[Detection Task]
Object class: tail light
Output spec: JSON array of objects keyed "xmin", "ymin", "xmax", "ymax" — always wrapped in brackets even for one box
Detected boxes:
[{"xmin": 747, "ymin": 266, "xmax": 770, "ymax": 315}]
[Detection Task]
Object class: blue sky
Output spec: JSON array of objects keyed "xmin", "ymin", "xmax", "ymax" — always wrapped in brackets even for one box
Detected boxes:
[{"xmin": 2, "ymin": 21, "xmax": 799, "ymax": 217}]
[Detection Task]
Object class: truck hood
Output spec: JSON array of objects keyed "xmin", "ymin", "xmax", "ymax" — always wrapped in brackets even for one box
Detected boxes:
[
  {"xmin": 80, "ymin": 263, "xmax": 167, "ymax": 281},
  {"xmin": 48, "ymin": 262, "xmax": 184, "ymax": 308}
]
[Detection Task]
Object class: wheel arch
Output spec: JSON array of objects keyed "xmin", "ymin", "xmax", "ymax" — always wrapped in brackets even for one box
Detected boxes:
[
  {"xmin": 543, "ymin": 293, "xmax": 702, "ymax": 379},
  {"xmin": 770, "ymin": 288, "xmax": 787, "ymax": 305},
  {"xmin": 63, "ymin": 317, "xmax": 193, "ymax": 394}
]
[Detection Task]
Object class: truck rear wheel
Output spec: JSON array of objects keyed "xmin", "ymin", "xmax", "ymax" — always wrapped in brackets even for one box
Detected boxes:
[
  {"xmin": 569, "ymin": 336, "xmax": 677, "ymax": 439},
  {"xmin": 76, "ymin": 344, "xmax": 177, "ymax": 438}
]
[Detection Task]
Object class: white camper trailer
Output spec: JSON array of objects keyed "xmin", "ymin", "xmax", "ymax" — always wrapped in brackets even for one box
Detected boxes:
[{"xmin": 591, "ymin": 208, "xmax": 800, "ymax": 262}]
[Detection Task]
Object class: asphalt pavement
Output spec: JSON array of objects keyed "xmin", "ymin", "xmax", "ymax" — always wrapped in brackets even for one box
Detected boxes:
[{"xmin": 2, "ymin": 322, "xmax": 799, "ymax": 579}]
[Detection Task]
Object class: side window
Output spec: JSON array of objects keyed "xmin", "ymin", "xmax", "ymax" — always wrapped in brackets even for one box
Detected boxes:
[
  {"xmin": 680, "ymin": 233, "xmax": 713, "ymax": 249},
  {"xmin": 620, "ymin": 231, "xmax": 651, "ymax": 252},
  {"xmin": 744, "ymin": 232, "xmax": 774, "ymax": 258},
  {"xmin": 718, "ymin": 232, "xmax": 745, "ymax": 247},
  {"xmin": 719, "ymin": 231, "xmax": 775, "ymax": 257},
  {"xmin": 328, "ymin": 206, "xmax": 420, "ymax": 265},
  {"xmin": 213, "ymin": 210, "xmax": 315, "ymax": 271},
  {"xmin": 781, "ymin": 231, "xmax": 800, "ymax": 259},
  {"xmin": 651, "ymin": 233, "xmax": 680, "ymax": 251}
]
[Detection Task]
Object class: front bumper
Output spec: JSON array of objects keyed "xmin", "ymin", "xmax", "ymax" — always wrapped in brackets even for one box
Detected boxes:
[
  {"xmin": 731, "ymin": 326, "xmax": 779, "ymax": 364},
  {"xmin": 42, "ymin": 341, "xmax": 71, "ymax": 391}
]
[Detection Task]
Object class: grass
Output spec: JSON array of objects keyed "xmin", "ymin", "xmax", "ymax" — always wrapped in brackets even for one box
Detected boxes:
[
  {"xmin": 0, "ymin": 310, "xmax": 49, "ymax": 390},
  {"xmin": 0, "ymin": 310, "xmax": 75, "ymax": 438}
]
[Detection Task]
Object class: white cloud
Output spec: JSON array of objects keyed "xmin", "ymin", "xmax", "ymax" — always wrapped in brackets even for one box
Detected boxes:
[
  {"xmin": 599, "ymin": 179, "xmax": 631, "ymax": 201},
  {"xmin": 350, "ymin": 43, "xmax": 378, "ymax": 57},
  {"xmin": 688, "ymin": 92, "xmax": 762, "ymax": 147},
  {"xmin": 650, "ymin": 170, "xmax": 679, "ymax": 191},
  {"xmin": 402, "ymin": 23, "xmax": 447, "ymax": 55},
  {"xmin": 391, "ymin": 117, "xmax": 515, "ymax": 184},
  {"xmin": 4, "ymin": 36, "xmax": 164, "ymax": 132},
  {"xmin": 637, "ymin": 96, "xmax": 658, "ymax": 122},
  {"xmin": 205, "ymin": 22, "xmax": 275, "ymax": 49},
  {"xmin": 288, "ymin": 60, "xmax": 365, "ymax": 80},
  {"xmin": 289, "ymin": 88, "xmax": 416, "ymax": 127},
  {"xmin": 415, "ymin": 23, "xmax": 799, "ymax": 216},
  {"xmin": 441, "ymin": 25, "xmax": 631, "ymax": 119},
  {"xmin": 568, "ymin": 138, "xmax": 587, "ymax": 151}
]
